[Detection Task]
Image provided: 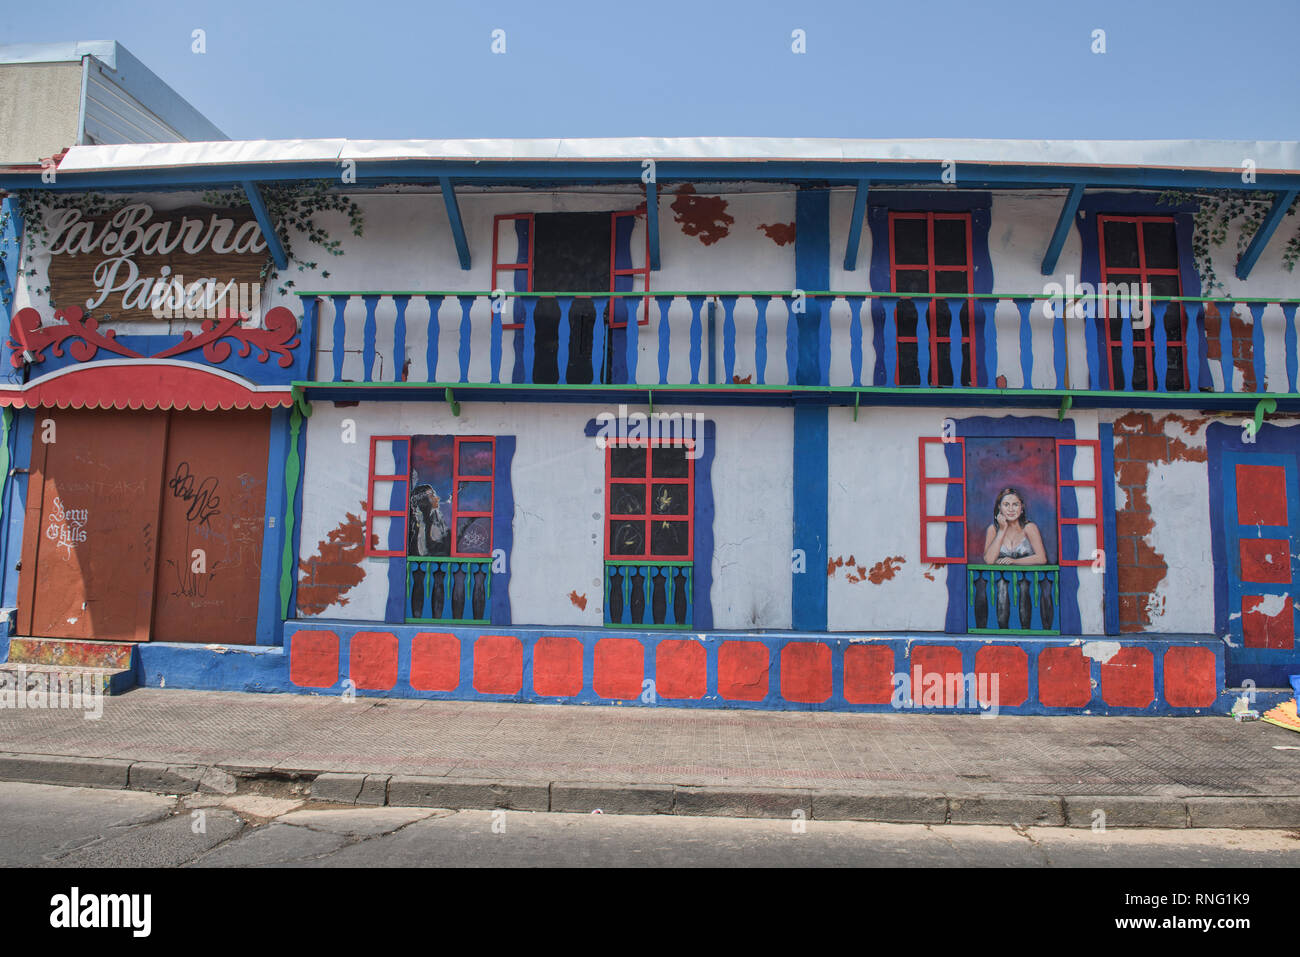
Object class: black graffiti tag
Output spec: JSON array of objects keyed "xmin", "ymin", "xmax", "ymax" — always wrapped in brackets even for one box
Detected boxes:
[{"xmin": 168, "ymin": 461, "xmax": 222, "ymax": 526}]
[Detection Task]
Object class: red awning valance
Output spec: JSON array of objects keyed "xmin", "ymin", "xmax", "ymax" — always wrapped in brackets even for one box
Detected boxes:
[{"xmin": 0, "ymin": 361, "xmax": 293, "ymax": 411}]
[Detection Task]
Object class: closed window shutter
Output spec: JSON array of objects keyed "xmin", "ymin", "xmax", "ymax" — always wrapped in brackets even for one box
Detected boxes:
[
  {"xmin": 1057, "ymin": 439, "xmax": 1103, "ymax": 566},
  {"xmin": 366, "ymin": 436, "xmax": 409, "ymax": 557}
]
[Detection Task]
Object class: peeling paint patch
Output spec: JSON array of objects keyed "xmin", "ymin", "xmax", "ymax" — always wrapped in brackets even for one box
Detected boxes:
[
  {"xmin": 671, "ymin": 184, "xmax": 734, "ymax": 245},
  {"xmin": 827, "ymin": 554, "xmax": 859, "ymax": 579},
  {"xmin": 757, "ymin": 221, "xmax": 796, "ymax": 246},
  {"xmin": 923, "ymin": 562, "xmax": 942, "ymax": 582},
  {"xmin": 1081, "ymin": 640, "xmax": 1121, "ymax": 663},
  {"xmin": 732, "ymin": 374, "xmax": 752, "ymax": 384},
  {"xmin": 866, "ymin": 556, "xmax": 906, "ymax": 584},
  {"xmin": 297, "ymin": 502, "xmax": 368, "ymax": 616},
  {"xmin": 568, "ymin": 590, "xmax": 588, "ymax": 611}
]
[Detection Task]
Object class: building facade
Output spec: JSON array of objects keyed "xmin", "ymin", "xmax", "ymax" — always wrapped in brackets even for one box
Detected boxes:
[{"xmin": 2, "ymin": 137, "xmax": 1299, "ymax": 714}]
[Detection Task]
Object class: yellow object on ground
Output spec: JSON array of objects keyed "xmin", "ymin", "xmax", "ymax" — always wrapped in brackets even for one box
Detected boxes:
[{"xmin": 1261, "ymin": 699, "xmax": 1300, "ymax": 733}]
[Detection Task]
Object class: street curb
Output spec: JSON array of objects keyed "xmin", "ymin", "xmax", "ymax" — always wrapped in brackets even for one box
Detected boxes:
[{"xmin": 1, "ymin": 755, "xmax": 1298, "ymax": 828}]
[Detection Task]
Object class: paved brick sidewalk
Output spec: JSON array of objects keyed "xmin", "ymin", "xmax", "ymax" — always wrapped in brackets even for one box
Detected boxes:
[{"xmin": 1, "ymin": 689, "xmax": 1297, "ymax": 827}]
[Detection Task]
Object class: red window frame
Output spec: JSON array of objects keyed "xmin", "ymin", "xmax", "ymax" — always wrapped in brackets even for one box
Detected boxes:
[
  {"xmin": 366, "ymin": 436, "xmax": 410, "ymax": 558},
  {"xmin": 918, "ymin": 436, "xmax": 967, "ymax": 563},
  {"xmin": 604, "ymin": 439, "xmax": 694, "ymax": 562},
  {"xmin": 889, "ymin": 212, "xmax": 977, "ymax": 386},
  {"xmin": 1097, "ymin": 214, "xmax": 1187, "ymax": 390},
  {"xmin": 608, "ymin": 209, "xmax": 651, "ymax": 329},
  {"xmin": 492, "ymin": 213, "xmax": 534, "ymax": 331},
  {"xmin": 450, "ymin": 435, "xmax": 496, "ymax": 558},
  {"xmin": 1056, "ymin": 439, "xmax": 1104, "ymax": 567}
]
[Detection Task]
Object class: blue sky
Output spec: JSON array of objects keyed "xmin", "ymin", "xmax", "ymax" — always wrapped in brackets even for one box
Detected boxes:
[{"xmin": 7, "ymin": 0, "xmax": 1298, "ymax": 140}]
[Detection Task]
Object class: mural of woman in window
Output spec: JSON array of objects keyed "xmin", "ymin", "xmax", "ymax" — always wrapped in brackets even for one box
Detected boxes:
[{"xmin": 979, "ymin": 487, "xmax": 1052, "ymax": 630}]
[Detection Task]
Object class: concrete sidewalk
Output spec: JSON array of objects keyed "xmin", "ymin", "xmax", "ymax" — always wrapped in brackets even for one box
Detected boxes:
[{"xmin": 0, "ymin": 688, "xmax": 1297, "ymax": 828}]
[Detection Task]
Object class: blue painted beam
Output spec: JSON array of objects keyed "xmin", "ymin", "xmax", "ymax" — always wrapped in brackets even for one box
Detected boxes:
[
  {"xmin": 1040, "ymin": 183, "xmax": 1085, "ymax": 275},
  {"xmin": 241, "ymin": 180, "xmax": 287, "ymax": 270},
  {"xmin": 843, "ymin": 179, "xmax": 868, "ymax": 270},
  {"xmin": 646, "ymin": 180, "xmax": 661, "ymax": 270},
  {"xmin": 1235, "ymin": 189, "xmax": 1299, "ymax": 280},
  {"xmin": 439, "ymin": 176, "xmax": 472, "ymax": 271}
]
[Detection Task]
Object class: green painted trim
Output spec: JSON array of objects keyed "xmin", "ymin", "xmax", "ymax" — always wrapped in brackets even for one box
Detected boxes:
[
  {"xmin": 295, "ymin": 290, "xmax": 1300, "ymax": 305},
  {"xmin": 1254, "ymin": 397, "xmax": 1278, "ymax": 436},
  {"xmin": 445, "ymin": 387, "xmax": 460, "ymax": 416},
  {"xmin": 279, "ymin": 404, "xmax": 304, "ymax": 620}
]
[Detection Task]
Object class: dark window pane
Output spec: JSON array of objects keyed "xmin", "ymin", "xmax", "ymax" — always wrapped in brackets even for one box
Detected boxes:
[
  {"xmin": 893, "ymin": 217, "xmax": 929, "ymax": 265},
  {"xmin": 1165, "ymin": 346, "xmax": 1187, "ymax": 390},
  {"xmin": 650, "ymin": 520, "xmax": 690, "ymax": 557},
  {"xmin": 651, "ymin": 483, "xmax": 688, "ymax": 515},
  {"xmin": 896, "ymin": 300, "xmax": 918, "ymax": 337},
  {"xmin": 1142, "ymin": 220, "xmax": 1179, "ymax": 269},
  {"xmin": 456, "ymin": 481, "xmax": 492, "ymax": 513},
  {"xmin": 455, "ymin": 516, "xmax": 491, "ymax": 554},
  {"xmin": 458, "ymin": 441, "xmax": 493, "ymax": 476},
  {"xmin": 897, "ymin": 342, "xmax": 920, "ymax": 385},
  {"xmin": 895, "ymin": 270, "xmax": 930, "ymax": 294},
  {"xmin": 1148, "ymin": 275, "xmax": 1180, "ymax": 298},
  {"xmin": 1102, "ymin": 220, "xmax": 1140, "ymax": 268},
  {"xmin": 933, "ymin": 218, "xmax": 968, "ymax": 266},
  {"xmin": 651, "ymin": 446, "xmax": 688, "ymax": 478},
  {"xmin": 934, "ymin": 271, "xmax": 969, "ymax": 295},
  {"xmin": 610, "ymin": 483, "xmax": 645, "ymax": 516},
  {"xmin": 609, "ymin": 520, "xmax": 645, "ymax": 556},
  {"xmin": 610, "ymin": 446, "xmax": 646, "ymax": 477}
]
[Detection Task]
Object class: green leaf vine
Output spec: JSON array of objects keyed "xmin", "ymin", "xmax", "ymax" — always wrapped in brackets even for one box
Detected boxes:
[{"xmin": 1157, "ymin": 188, "xmax": 1300, "ymax": 295}]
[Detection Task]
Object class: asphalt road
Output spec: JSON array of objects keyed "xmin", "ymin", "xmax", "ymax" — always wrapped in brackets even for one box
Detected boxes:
[{"xmin": 2, "ymin": 781, "xmax": 1298, "ymax": 868}]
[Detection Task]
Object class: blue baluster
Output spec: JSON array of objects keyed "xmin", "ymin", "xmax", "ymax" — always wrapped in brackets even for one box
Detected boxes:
[
  {"xmin": 1081, "ymin": 297, "xmax": 1100, "ymax": 390},
  {"xmin": 656, "ymin": 295, "xmax": 672, "ymax": 385},
  {"xmin": 785, "ymin": 296, "xmax": 799, "ymax": 385},
  {"xmin": 817, "ymin": 296, "xmax": 831, "ymax": 387},
  {"xmin": 330, "ymin": 295, "xmax": 349, "ymax": 382},
  {"xmin": 882, "ymin": 297, "xmax": 898, "ymax": 387},
  {"xmin": 1186, "ymin": 303, "xmax": 1201, "ymax": 393},
  {"xmin": 755, "ymin": 296, "xmax": 769, "ymax": 385},
  {"xmin": 405, "ymin": 562, "xmax": 413, "ymax": 620},
  {"xmin": 1049, "ymin": 297, "xmax": 1066, "ymax": 390},
  {"xmin": 642, "ymin": 565, "xmax": 652, "ymax": 625},
  {"xmin": 302, "ymin": 296, "xmax": 321, "ymax": 380},
  {"xmin": 1119, "ymin": 299, "xmax": 1135, "ymax": 391},
  {"xmin": 603, "ymin": 569, "xmax": 613, "ymax": 625},
  {"xmin": 625, "ymin": 296, "xmax": 640, "ymax": 385},
  {"xmin": 556, "ymin": 296, "xmax": 573, "ymax": 386},
  {"xmin": 848, "ymin": 296, "xmax": 864, "ymax": 388},
  {"xmin": 688, "ymin": 295, "xmax": 706, "ymax": 385},
  {"xmin": 1151, "ymin": 300, "xmax": 1168, "ymax": 392},
  {"xmin": 620, "ymin": 566, "xmax": 632, "ymax": 625},
  {"xmin": 1249, "ymin": 302, "xmax": 1268, "ymax": 393},
  {"xmin": 442, "ymin": 563, "xmax": 456, "ymax": 620},
  {"xmin": 1283, "ymin": 303, "xmax": 1298, "ymax": 393},
  {"xmin": 362, "ymin": 294, "xmax": 379, "ymax": 382},
  {"xmin": 1219, "ymin": 300, "xmax": 1234, "ymax": 393},
  {"xmin": 425, "ymin": 295, "xmax": 441, "ymax": 382},
  {"xmin": 489, "ymin": 293, "xmax": 504, "ymax": 384},
  {"xmin": 683, "ymin": 567, "xmax": 693, "ymax": 626},
  {"xmin": 720, "ymin": 295, "xmax": 737, "ymax": 384},
  {"xmin": 983, "ymin": 300, "xmax": 998, "ymax": 389},
  {"xmin": 523, "ymin": 298, "xmax": 538, "ymax": 385},
  {"xmin": 947, "ymin": 298, "xmax": 964, "ymax": 388},
  {"xmin": 591, "ymin": 297, "xmax": 607, "ymax": 385},
  {"xmin": 423, "ymin": 563, "xmax": 434, "ymax": 619},
  {"xmin": 1015, "ymin": 298, "xmax": 1034, "ymax": 390},
  {"xmin": 393, "ymin": 295, "xmax": 409, "ymax": 382},
  {"xmin": 915, "ymin": 298, "xmax": 930, "ymax": 387},
  {"xmin": 457, "ymin": 296, "xmax": 474, "ymax": 383}
]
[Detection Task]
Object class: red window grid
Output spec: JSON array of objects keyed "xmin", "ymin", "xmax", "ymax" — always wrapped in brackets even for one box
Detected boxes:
[
  {"xmin": 608, "ymin": 208, "xmax": 652, "ymax": 329},
  {"xmin": 1097, "ymin": 214, "xmax": 1187, "ymax": 390},
  {"xmin": 451, "ymin": 435, "xmax": 495, "ymax": 558},
  {"xmin": 918, "ymin": 436, "xmax": 966, "ymax": 564},
  {"xmin": 605, "ymin": 438, "xmax": 694, "ymax": 562},
  {"xmin": 366, "ymin": 435, "xmax": 410, "ymax": 558},
  {"xmin": 889, "ymin": 211, "xmax": 978, "ymax": 386},
  {"xmin": 1056, "ymin": 439, "xmax": 1104, "ymax": 566}
]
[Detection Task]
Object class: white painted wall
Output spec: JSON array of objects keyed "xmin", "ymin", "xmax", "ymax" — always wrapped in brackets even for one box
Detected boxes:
[{"xmin": 297, "ymin": 400, "xmax": 792, "ymax": 629}]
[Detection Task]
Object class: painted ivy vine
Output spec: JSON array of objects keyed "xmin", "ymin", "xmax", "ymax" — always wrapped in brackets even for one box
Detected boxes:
[{"xmin": 1157, "ymin": 189, "xmax": 1300, "ymax": 295}]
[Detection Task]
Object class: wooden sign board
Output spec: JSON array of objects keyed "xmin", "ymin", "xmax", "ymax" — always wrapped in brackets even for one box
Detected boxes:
[{"xmin": 45, "ymin": 203, "xmax": 271, "ymax": 321}]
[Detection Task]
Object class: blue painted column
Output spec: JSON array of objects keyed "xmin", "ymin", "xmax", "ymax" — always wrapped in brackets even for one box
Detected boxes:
[{"xmin": 792, "ymin": 188, "xmax": 830, "ymax": 631}]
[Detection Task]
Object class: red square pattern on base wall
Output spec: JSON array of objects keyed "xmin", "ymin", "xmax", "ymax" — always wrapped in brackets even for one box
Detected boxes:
[
  {"xmin": 410, "ymin": 633, "xmax": 460, "ymax": 691},
  {"xmin": 290, "ymin": 630, "xmax": 339, "ymax": 688}
]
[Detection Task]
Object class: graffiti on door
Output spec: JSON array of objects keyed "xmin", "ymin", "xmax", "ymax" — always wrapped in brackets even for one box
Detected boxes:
[{"xmin": 44, "ymin": 497, "xmax": 88, "ymax": 560}]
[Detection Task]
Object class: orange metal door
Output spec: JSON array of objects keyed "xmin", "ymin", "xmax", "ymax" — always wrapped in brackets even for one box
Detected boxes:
[
  {"xmin": 16, "ymin": 410, "xmax": 168, "ymax": 641},
  {"xmin": 151, "ymin": 411, "xmax": 270, "ymax": 644}
]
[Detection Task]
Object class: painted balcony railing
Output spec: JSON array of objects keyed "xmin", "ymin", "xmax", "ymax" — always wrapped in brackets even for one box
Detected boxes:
[
  {"xmin": 604, "ymin": 562, "xmax": 693, "ymax": 629},
  {"xmin": 298, "ymin": 291, "xmax": 1300, "ymax": 398},
  {"xmin": 968, "ymin": 565, "xmax": 1060, "ymax": 636},
  {"xmin": 406, "ymin": 557, "xmax": 492, "ymax": 625}
]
